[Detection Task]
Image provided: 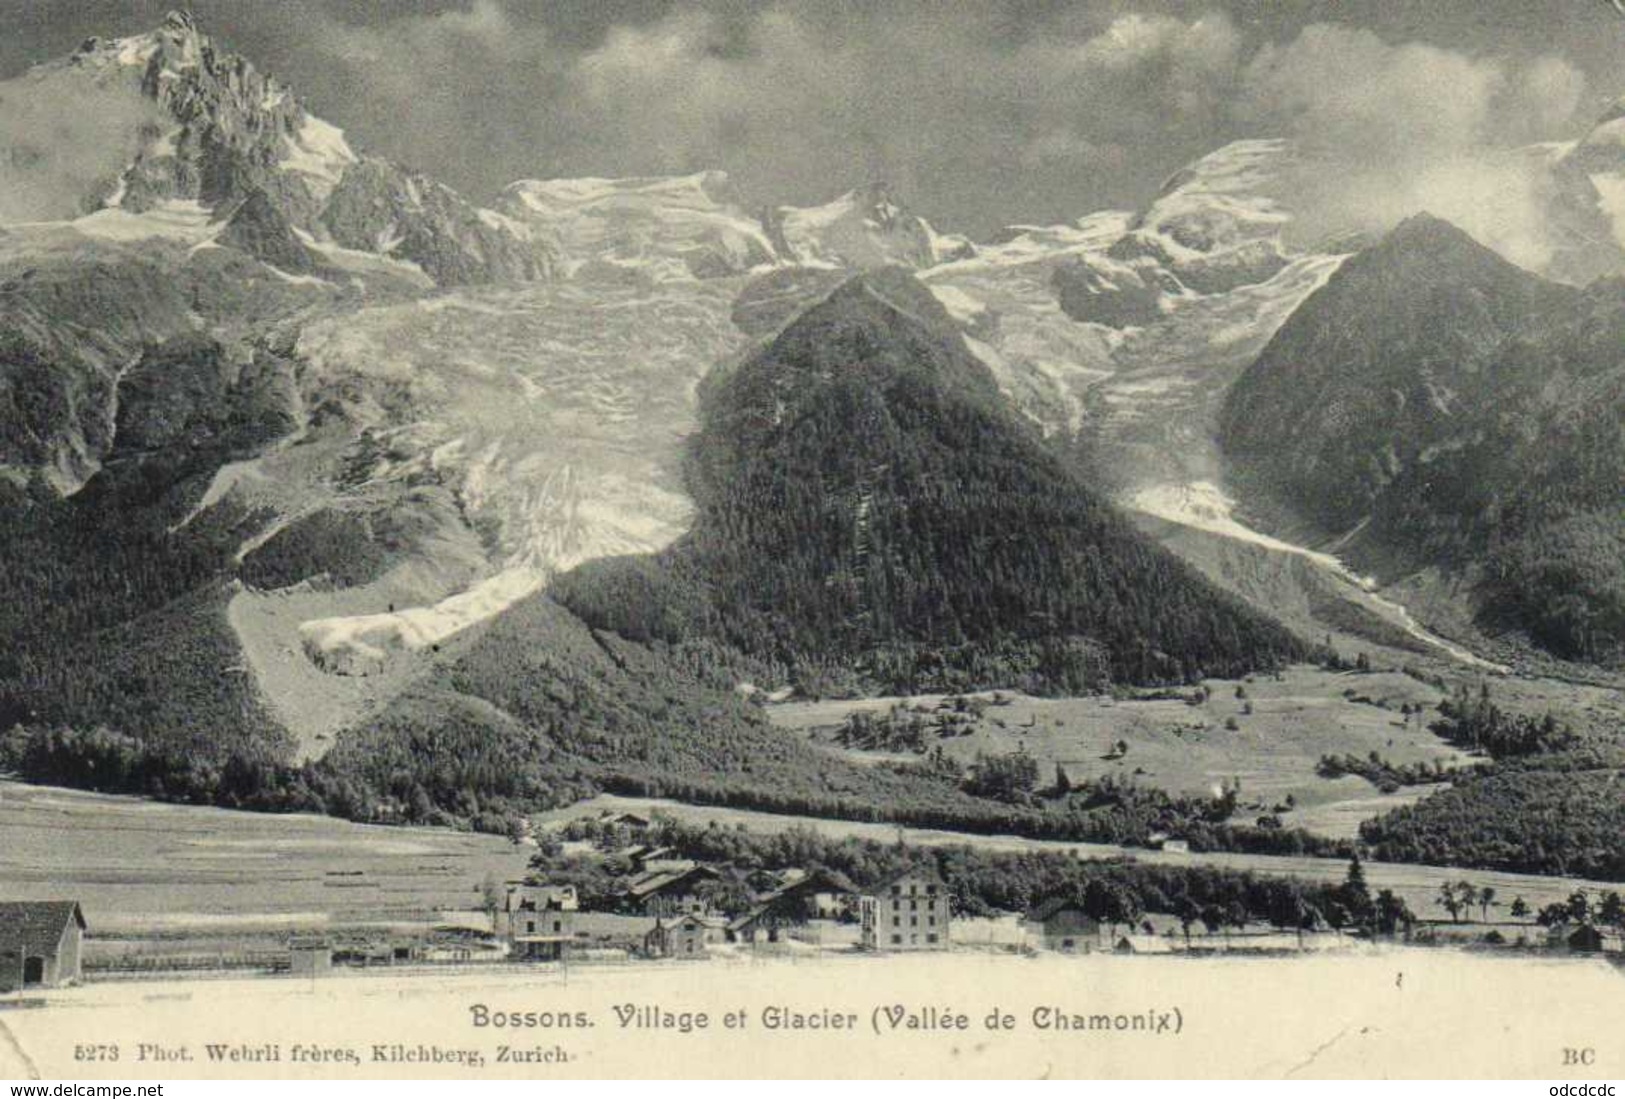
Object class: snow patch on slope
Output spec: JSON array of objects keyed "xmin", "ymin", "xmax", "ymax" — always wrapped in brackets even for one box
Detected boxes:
[
  {"xmin": 298, "ymin": 565, "xmax": 545, "ymax": 672},
  {"xmin": 280, "ymin": 115, "xmax": 357, "ymax": 199},
  {"xmin": 1129, "ymin": 481, "xmax": 1509, "ymax": 671}
]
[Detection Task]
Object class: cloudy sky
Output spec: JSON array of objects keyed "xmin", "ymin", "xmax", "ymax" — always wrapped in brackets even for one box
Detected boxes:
[{"xmin": 3, "ymin": 1, "xmax": 1624, "ymax": 237}]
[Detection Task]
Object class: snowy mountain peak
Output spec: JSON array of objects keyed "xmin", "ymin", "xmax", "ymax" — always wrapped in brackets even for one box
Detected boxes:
[
  {"xmin": 767, "ymin": 182, "xmax": 962, "ymax": 270},
  {"xmin": 154, "ymin": 9, "xmax": 204, "ymax": 63},
  {"xmin": 9, "ymin": 12, "xmax": 551, "ymax": 287},
  {"xmin": 499, "ymin": 170, "xmax": 774, "ymax": 280}
]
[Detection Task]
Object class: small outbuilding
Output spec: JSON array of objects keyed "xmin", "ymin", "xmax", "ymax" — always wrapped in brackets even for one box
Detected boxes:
[
  {"xmin": 644, "ymin": 915, "xmax": 707, "ymax": 959},
  {"xmin": 1567, "ymin": 924, "xmax": 1606, "ymax": 954},
  {"xmin": 288, "ymin": 938, "xmax": 333, "ymax": 977},
  {"xmin": 0, "ymin": 901, "xmax": 87, "ymax": 991},
  {"xmin": 1023, "ymin": 898, "xmax": 1102, "ymax": 953}
]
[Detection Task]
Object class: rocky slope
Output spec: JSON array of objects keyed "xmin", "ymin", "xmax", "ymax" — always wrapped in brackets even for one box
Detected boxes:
[
  {"xmin": 1, "ymin": 11, "xmax": 553, "ymax": 286},
  {"xmin": 1221, "ymin": 215, "xmax": 1625, "ymax": 666}
]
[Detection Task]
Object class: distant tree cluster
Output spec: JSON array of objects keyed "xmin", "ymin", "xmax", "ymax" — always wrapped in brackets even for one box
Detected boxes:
[
  {"xmin": 1317, "ymin": 752, "xmax": 1460, "ymax": 793},
  {"xmin": 537, "ymin": 815, "xmax": 1403, "ymax": 937},
  {"xmin": 1429, "ymin": 684, "xmax": 1577, "ymax": 759},
  {"xmin": 1360, "ymin": 747, "xmax": 1625, "ymax": 881}
]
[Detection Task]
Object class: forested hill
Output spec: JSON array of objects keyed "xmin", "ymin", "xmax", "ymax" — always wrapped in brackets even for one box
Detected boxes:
[
  {"xmin": 1221, "ymin": 214, "xmax": 1625, "ymax": 666},
  {"xmin": 553, "ymin": 268, "xmax": 1312, "ymax": 696}
]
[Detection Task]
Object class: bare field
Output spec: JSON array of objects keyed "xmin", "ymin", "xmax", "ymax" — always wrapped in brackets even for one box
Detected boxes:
[
  {"xmin": 768, "ymin": 665, "xmax": 1468, "ymax": 835},
  {"xmin": 0, "ymin": 780, "xmax": 526, "ymax": 935}
]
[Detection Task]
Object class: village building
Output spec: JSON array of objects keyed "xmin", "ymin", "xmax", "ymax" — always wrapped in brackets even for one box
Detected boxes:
[
  {"xmin": 424, "ymin": 925, "xmax": 503, "ymax": 962},
  {"xmin": 598, "ymin": 811, "xmax": 652, "ymax": 836},
  {"xmin": 1113, "ymin": 934, "xmax": 1175, "ymax": 954},
  {"xmin": 1567, "ymin": 924, "xmax": 1606, "ymax": 954},
  {"xmin": 695, "ymin": 915, "xmax": 731, "ymax": 945},
  {"xmin": 730, "ymin": 869, "xmax": 858, "ymax": 945},
  {"xmin": 858, "ymin": 870, "xmax": 951, "ymax": 951},
  {"xmin": 644, "ymin": 915, "xmax": 707, "ymax": 959},
  {"xmin": 510, "ymin": 906, "xmax": 575, "ymax": 962},
  {"xmin": 779, "ymin": 868, "xmax": 858, "ymax": 921},
  {"xmin": 287, "ymin": 937, "xmax": 333, "ymax": 977},
  {"xmin": 623, "ymin": 864, "xmax": 723, "ymax": 917},
  {"xmin": 727, "ymin": 906, "xmax": 784, "ymax": 946},
  {"xmin": 329, "ymin": 933, "xmax": 422, "ymax": 967},
  {"xmin": 504, "ymin": 882, "xmax": 578, "ymax": 937},
  {"xmin": 0, "ymin": 901, "xmax": 86, "ymax": 991},
  {"xmin": 1023, "ymin": 898, "xmax": 1102, "ymax": 953},
  {"xmin": 610, "ymin": 845, "xmax": 688, "ymax": 874}
]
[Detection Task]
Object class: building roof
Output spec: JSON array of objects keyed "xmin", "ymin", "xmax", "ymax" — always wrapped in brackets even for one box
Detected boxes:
[
  {"xmin": 1568, "ymin": 924, "xmax": 1605, "ymax": 947},
  {"xmin": 1025, "ymin": 896, "xmax": 1095, "ymax": 923},
  {"xmin": 645, "ymin": 915, "xmax": 705, "ymax": 938},
  {"xmin": 624, "ymin": 864, "xmax": 720, "ymax": 899},
  {"xmin": 508, "ymin": 883, "xmax": 577, "ymax": 911},
  {"xmin": 772, "ymin": 868, "xmax": 858, "ymax": 898},
  {"xmin": 862, "ymin": 867, "xmax": 947, "ymax": 896},
  {"xmin": 0, "ymin": 901, "xmax": 85, "ymax": 958},
  {"xmin": 728, "ymin": 905, "xmax": 774, "ymax": 932}
]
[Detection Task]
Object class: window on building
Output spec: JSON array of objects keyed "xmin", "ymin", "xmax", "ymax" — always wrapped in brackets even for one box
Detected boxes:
[
  {"xmin": 928, "ymin": 934, "xmax": 939, "ymax": 944},
  {"xmin": 891, "ymin": 934, "xmax": 902, "ymax": 945},
  {"xmin": 526, "ymin": 920, "xmax": 536, "ymax": 933},
  {"xmin": 928, "ymin": 916, "xmax": 936, "ymax": 926},
  {"xmin": 553, "ymin": 921, "xmax": 562, "ymax": 933},
  {"xmin": 892, "ymin": 885, "xmax": 902, "ymax": 896},
  {"xmin": 927, "ymin": 885, "xmax": 938, "ymax": 897},
  {"xmin": 910, "ymin": 899, "xmax": 918, "ymax": 910},
  {"xmin": 910, "ymin": 916, "xmax": 918, "ymax": 927}
]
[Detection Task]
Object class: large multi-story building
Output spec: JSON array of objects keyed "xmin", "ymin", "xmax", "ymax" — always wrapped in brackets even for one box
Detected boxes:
[{"xmin": 859, "ymin": 870, "xmax": 950, "ymax": 951}]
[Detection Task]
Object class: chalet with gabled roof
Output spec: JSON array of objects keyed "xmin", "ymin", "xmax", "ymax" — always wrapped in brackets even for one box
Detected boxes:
[
  {"xmin": 1023, "ymin": 898, "xmax": 1101, "ymax": 953},
  {"xmin": 622, "ymin": 864, "xmax": 723, "ymax": 917},
  {"xmin": 644, "ymin": 915, "xmax": 707, "ymax": 959},
  {"xmin": 0, "ymin": 901, "xmax": 86, "ymax": 990}
]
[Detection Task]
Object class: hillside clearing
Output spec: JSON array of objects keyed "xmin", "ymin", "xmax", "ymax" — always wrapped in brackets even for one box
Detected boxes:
[{"xmin": 770, "ymin": 665, "xmax": 1468, "ymax": 836}]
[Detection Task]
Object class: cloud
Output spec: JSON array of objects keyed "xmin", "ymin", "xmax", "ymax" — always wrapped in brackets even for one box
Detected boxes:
[
  {"xmin": 256, "ymin": 4, "xmax": 1260, "ymax": 232},
  {"xmin": 1233, "ymin": 23, "xmax": 1591, "ymax": 270},
  {"xmin": 201, "ymin": 3, "xmax": 1599, "ymax": 258},
  {"xmin": 0, "ymin": 68, "xmax": 166, "ymax": 222}
]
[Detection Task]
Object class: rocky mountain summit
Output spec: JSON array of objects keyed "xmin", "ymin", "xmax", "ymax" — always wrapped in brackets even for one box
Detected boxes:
[{"xmin": 11, "ymin": 11, "xmax": 554, "ymax": 286}]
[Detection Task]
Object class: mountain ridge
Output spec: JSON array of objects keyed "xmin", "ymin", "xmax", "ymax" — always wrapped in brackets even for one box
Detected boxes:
[
  {"xmin": 1221, "ymin": 213, "xmax": 1625, "ymax": 666},
  {"xmin": 553, "ymin": 266, "xmax": 1314, "ymax": 694}
]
